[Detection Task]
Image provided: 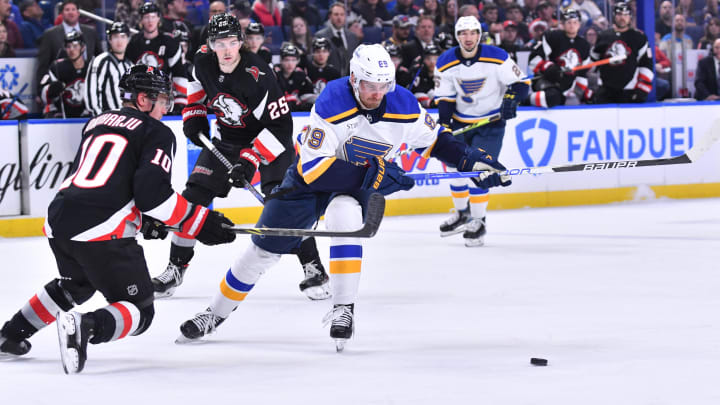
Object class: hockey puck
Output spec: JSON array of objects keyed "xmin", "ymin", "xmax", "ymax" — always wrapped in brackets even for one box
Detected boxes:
[{"xmin": 530, "ymin": 358, "xmax": 548, "ymax": 366}]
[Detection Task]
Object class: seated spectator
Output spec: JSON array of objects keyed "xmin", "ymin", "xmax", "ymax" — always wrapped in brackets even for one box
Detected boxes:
[
  {"xmin": 19, "ymin": 0, "xmax": 45, "ymax": 48},
  {"xmin": 419, "ymin": 0, "xmax": 443, "ymax": 27},
  {"xmin": 353, "ymin": 0, "xmax": 391, "ymax": 28},
  {"xmin": 401, "ymin": 14, "xmax": 435, "ymax": 69},
  {"xmin": 481, "ymin": 2, "xmax": 498, "ymax": 25},
  {"xmin": 499, "ymin": 20, "xmax": 525, "ymax": 61},
  {"xmin": 584, "ymin": 25, "xmax": 599, "ymax": 46},
  {"xmin": 274, "ymin": 43, "xmax": 314, "ymax": 111},
  {"xmin": 315, "ymin": 2, "xmax": 360, "ymax": 76},
  {"xmin": 385, "ymin": 43, "xmax": 412, "ymax": 88},
  {"xmin": 438, "ymin": 0, "xmax": 457, "ymax": 34},
  {"xmin": 656, "ymin": 0, "xmax": 672, "ymax": 38},
  {"xmin": 694, "ymin": 38, "xmax": 720, "ymax": 100},
  {"xmin": 286, "ymin": 16, "xmax": 312, "ymax": 69},
  {"xmin": 527, "ymin": 19, "xmax": 548, "ymax": 47},
  {"xmin": 410, "ymin": 43, "xmax": 440, "ymax": 107},
  {"xmin": 245, "ymin": 22, "xmax": 272, "ymax": 65},
  {"xmin": 251, "ymin": 0, "xmax": 281, "ymax": 26},
  {"xmin": 115, "ymin": 0, "xmax": 143, "ymax": 30},
  {"xmin": 535, "ymin": 1, "xmax": 558, "ymax": 29},
  {"xmin": 382, "ymin": 14, "xmax": 413, "ymax": 47},
  {"xmin": 230, "ymin": 0, "xmax": 253, "ymax": 29},
  {"xmin": 282, "ymin": 0, "xmax": 322, "ymax": 29},
  {"xmin": 698, "ymin": 17, "xmax": 720, "ymax": 50},
  {"xmin": 306, "ymin": 37, "xmax": 341, "ymax": 101},
  {"xmin": 675, "ymin": 0, "xmax": 698, "ymax": 27},
  {"xmin": 392, "ymin": 0, "xmax": 420, "ymax": 18},
  {"xmin": 504, "ymin": 3, "xmax": 530, "ymax": 42},
  {"xmin": 522, "ymin": 0, "xmax": 539, "ymax": 25},
  {"xmin": 569, "ymin": 0, "xmax": 603, "ymax": 25},
  {"xmin": 0, "ymin": 21, "xmax": 15, "ymax": 56},
  {"xmin": 39, "ymin": 31, "xmax": 89, "ymax": 118},
  {"xmin": 347, "ymin": 15, "xmax": 365, "ymax": 43},
  {"xmin": 659, "ymin": 14, "xmax": 694, "ymax": 56},
  {"xmin": 1, "ymin": 0, "xmax": 22, "ymax": 49}
]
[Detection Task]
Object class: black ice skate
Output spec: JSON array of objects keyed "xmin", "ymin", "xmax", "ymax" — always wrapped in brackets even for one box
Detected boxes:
[
  {"xmin": 0, "ymin": 329, "xmax": 31, "ymax": 358},
  {"xmin": 299, "ymin": 261, "xmax": 331, "ymax": 300},
  {"xmin": 56, "ymin": 311, "xmax": 94, "ymax": 374},
  {"xmin": 439, "ymin": 207, "xmax": 471, "ymax": 237},
  {"xmin": 323, "ymin": 304, "xmax": 354, "ymax": 352},
  {"xmin": 176, "ymin": 308, "xmax": 226, "ymax": 343},
  {"xmin": 152, "ymin": 261, "xmax": 189, "ymax": 298},
  {"xmin": 463, "ymin": 217, "xmax": 487, "ymax": 247}
]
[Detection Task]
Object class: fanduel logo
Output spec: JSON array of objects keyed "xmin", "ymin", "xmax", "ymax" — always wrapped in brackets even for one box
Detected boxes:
[{"xmin": 515, "ymin": 118, "xmax": 557, "ymax": 167}]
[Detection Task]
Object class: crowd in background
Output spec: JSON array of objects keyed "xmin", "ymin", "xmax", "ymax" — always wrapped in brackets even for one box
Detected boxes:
[{"xmin": 1, "ymin": 0, "xmax": 720, "ymax": 118}]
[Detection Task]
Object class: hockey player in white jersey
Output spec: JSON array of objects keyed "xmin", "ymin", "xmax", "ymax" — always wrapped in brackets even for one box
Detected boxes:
[
  {"xmin": 434, "ymin": 16, "xmax": 529, "ymax": 247},
  {"xmin": 176, "ymin": 44, "xmax": 512, "ymax": 351}
]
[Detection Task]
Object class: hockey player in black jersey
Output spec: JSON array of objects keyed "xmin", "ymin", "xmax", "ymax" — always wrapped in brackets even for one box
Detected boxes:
[
  {"xmin": 126, "ymin": 2, "xmax": 188, "ymax": 112},
  {"xmin": 245, "ymin": 22, "xmax": 272, "ymax": 65},
  {"xmin": 386, "ymin": 43, "xmax": 413, "ymax": 88},
  {"xmin": 591, "ymin": 2, "xmax": 654, "ymax": 104},
  {"xmin": 528, "ymin": 9, "xmax": 593, "ymax": 108},
  {"xmin": 306, "ymin": 37, "xmax": 341, "ymax": 101},
  {"xmin": 153, "ymin": 13, "xmax": 330, "ymax": 301},
  {"xmin": 274, "ymin": 43, "xmax": 315, "ymax": 111},
  {"xmin": 0, "ymin": 65, "xmax": 236, "ymax": 372},
  {"xmin": 40, "ymin": 31, "xmax": 90, "ymax": 118},
  {"xmin": 410, "ymin": 43, "xmax": 441, "ymax": 108}
]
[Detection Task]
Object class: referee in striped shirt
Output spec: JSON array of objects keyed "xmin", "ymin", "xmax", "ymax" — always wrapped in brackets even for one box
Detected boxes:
[{"xmin": 84, "ymin": 22, "xmax": 134, "ymax": 116}]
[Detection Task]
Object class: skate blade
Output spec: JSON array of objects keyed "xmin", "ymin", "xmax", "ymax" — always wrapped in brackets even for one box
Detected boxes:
[
  {"xmin": 334, "ymin": 338, "xmax": 347, "ymax": 352},
  {"xmin": 174, "ymin": 334, "xmax": 206, "ymax": 344},
  {"xmin": 56, "ymin": 313, "xmax": 80, "ymax": 374},
  {"xmin": 440, "ymin": 227, "xmax": 466, "ymax": 237},
  {"xmin": 464, "ymin": 237, "xmax": 485, "ymax": 247},
  {"xmin": 153, "ymin": 288, "xmax": 177, "ymax": 299},
  {"xmin": 302, "ymin": 285, "xmax": 332, "ymax": 300}
]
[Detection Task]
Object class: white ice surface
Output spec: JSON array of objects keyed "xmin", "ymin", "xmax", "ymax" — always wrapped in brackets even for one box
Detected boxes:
[{"xmin": 1, "ymin": 198, "xmax": 719, "ymax": 405}]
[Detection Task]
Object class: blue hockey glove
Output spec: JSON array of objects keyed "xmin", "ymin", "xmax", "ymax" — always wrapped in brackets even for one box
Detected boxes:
[
  {"xmin": 457, "ymin": 147, "xmax": 512, "ymax": 189},
  {"xmin": 362, "ymin": 157, "xmax": 415, "ymax": 195},
  {"xmin": 500, "ymin": 90, "xmax": 520, "ymax": 120}
]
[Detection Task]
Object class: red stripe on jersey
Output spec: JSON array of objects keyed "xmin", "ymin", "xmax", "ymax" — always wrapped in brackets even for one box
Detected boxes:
[
  {"xmin": 576, "ymin": 81, "xmax": 588, "ymax": 91},
  {"xmin": 534, "ymin": 92, "xmax": 542, "ymax": 107},
  {"xmin": 173, "ymin": 82, "xmax": 187, "ymax": 95},
  {"xmin": 111, "ymin": 302, "xmax": 133, "ymax": 339},
  {"xmin": 88, "ymin": 208, "xmax": 139, "ymax": 241},
  {"xmin": 253, "ymin": 140, "xmax": 277, "ymax": 163},
  {"xmin": 29, "ymin": 294, "xmax": 56, "ymax": 324},
  {"xmin": 533, "ymin": 60, "xmax": 548, "ymax": 74},
  {"xmin": 166, "ymin": 194, "xmax": 189, "ymax": 226},
  {"xmin": 188, "ymin": 90, "xmax": 206, "ymax": 104},
  {"xmin": 638, "ymin": 73, "xmax": 652, "ymax": 84}
]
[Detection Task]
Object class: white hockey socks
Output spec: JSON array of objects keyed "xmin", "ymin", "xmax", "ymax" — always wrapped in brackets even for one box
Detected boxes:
[{"xmin": 325, "ymin": 196, "xmax": 363, "ymax": 306}]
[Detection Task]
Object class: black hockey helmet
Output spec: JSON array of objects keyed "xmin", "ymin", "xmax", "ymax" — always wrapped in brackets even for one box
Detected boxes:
[
  {"xmin": 120, "ymin": 64, "xmax": 174, "ymax": 109},
  {"xmin": 245, "ymin": 22, "xmax": 265, "ymax": 37},
  {"xmin": 384, "ymin": 43, "xmax": 400, "ymax": 57},
  {"xmin": 613, "ymin": 1, "xmax": 631, "ymax": 15},
  {"xmin": 208, "ymin": 13, "xmax": 243, "ymax": 43},
  {"xmin": 64, "ymin": 30, "xmax": 85, "ymax": 47},
  {"xmin": 312, "ymin": 36, "xmax": 331, "ymax": 52},
  {"xmin": 139, "ymin": 2, "xmax": 161, "ymax": 16},
  {"xmin": 106, "ymin": 21, "xmax": 130, "ymax": 37},
  {"xmin": 433, "ymin": 31, "xmax": 455, "ymax": 51},
  {"xmin": 281, "ymin": 43, "xmax": 301, "ymax": 59},
  {"xmin": 424, "ymin": 43, "xmax": 441, "ymax": 56},
  {"xmin": 561, "ymin": 8, "xmax": 581, "ymax": 22}
]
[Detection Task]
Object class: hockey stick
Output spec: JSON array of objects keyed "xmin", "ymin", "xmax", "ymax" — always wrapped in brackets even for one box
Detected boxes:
[
  {"xmin": 528, "ymin": 55, "xmax": 628, "ymax": 81},
  {"xmin": 196, "ymin": 132, "xmax": 266, "ymax": 204},
  {"xmin": 78, "ymin": 9, "xmax": 140, "ymax": 34},
  {"xmin": 406, "ymin": 118, "xmax": 720, "ymax": 180},
  {"xmin": 0, "ymin": 83, "xmax": 27, "ymax": 118}
]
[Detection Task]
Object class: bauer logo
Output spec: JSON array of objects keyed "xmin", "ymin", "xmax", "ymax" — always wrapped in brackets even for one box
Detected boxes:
[{"xmin": 515, "ymin": 118, "xmax": 557, "ymax": 167}]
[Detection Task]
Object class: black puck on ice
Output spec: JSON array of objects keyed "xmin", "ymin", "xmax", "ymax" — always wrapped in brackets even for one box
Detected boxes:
[{"xmin": 530, "ymin": 357, "xmax": 548, "ymax": 366}]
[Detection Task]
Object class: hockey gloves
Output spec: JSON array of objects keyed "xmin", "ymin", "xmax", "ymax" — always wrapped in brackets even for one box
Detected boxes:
[
  {"xmin": 47, "ymin": 82, "xmax": 65, "ymax": 101},
  {"xmin": 542, "ymin": 62, "xmax": 563, "ymax": 83},
  {"xmin": 140, "ymin": 215, "xmax": 168, "ymax": 240},
  {"xmin": 182, "ymin": 104, "xmax": 210, "ymax": 147},
  {"xmin": 177, "ymin": 204, "xmax": 236, "ymax": 246},
  {"xmin": 458, "ymin": 147, "xmax": 512, "ymax": 189},
  {"xmin": 500, "ymin": 90, "xmax": 520, "ymax": 120},
  {"xmin": 362, "ymin": 156, "xmax": 415, "ymax": 195},
  {"xmin": 228, "ymin": 148, "xmax": 261, "ymax": 188}
]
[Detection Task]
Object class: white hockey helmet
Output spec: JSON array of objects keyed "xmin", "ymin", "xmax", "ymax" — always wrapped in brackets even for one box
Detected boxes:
[
  {"xmin": 454, "ymin": 16, "xmax": 482, "ymax": 48},
  {"xmin": 349, "ymin": 44, "xmax": 396, "ymax": 103}
]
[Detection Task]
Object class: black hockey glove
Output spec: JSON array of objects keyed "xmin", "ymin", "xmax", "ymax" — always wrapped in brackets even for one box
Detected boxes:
[
  {"xmin": 457, "ymin": 147, "xmax": 512, "ymax": 189},
  {"xmin": 362, "ymin": 156, "xmax": 415, "ymax": 195},
  {"xmin": 500, "ymin": 90, "xmax": 520, "ymax": 120},
  {"xmin": 47, "ymin": 82, "xmax": 65, "ymax": 101},
  {"xmin": 228, "ymin": 148, "xmax": 261, "ymax": 188},
  {"xmin": 543, "ymin": 62, "xmax": 562, "ymax": 83},
  {"xmin": 177, "ymin": 205, "xmax": 236, "ymax": 246},
  {"xmin": 139, "ymin": 215, "xmax": 168, "ymax": 240},
  {"xmin": 630, "ymin": 89, "xmax": 649, "ymax": 103},
  {"xmin": 182, "ymin": 104, "xmax": 210, "ymax": 147}
]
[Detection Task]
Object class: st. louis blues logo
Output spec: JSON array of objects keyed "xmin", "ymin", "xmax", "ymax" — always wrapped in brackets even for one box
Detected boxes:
[
  {"xmin": 515, "ymin": 118, "xmax": 557, "ymax": 167},
  {"xmin": 457, "ymin": 78, "xmax": 486, "ymax": 103},
  {"xmin": 245, "ymin": 66, "xmax": 265, "ymax": 82}
]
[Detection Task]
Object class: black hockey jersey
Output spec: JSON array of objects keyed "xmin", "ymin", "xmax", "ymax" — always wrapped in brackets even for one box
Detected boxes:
[
  {"xmin": 273, "ymin": 66, "xmax": 314, "ymax": 111},
  {"xmin": 126, "ymin": 32, "xmax": 188, "ymax": 106},
  {"xmin": 528, "ymin": 30, "xmax": 592, "ymax": 92},
  {"xmin": 188, "ymin": 48, "xmax": 293, "ymax": 163},
  {"xmin": 410, "ymin": 64, "xmax": 436, "ymax": 107},
  {"xmin": 306, "ymin": 63, "xmax": 341, "ymax": 96},
  {"xmin": 591, "ymin": 28, "xmax": 654, "ymax": 92},
  {"xmin": 45, "ymin": 107, "xmax": 193, "ymax": 241},
  {"xmin": 40, "ymin": 58, "xmax": 89, "ymax": 117}
]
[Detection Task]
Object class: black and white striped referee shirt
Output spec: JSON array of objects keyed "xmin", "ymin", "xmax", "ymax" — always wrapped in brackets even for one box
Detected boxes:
[{"xmin": 84, "ymin": 52, "xmax": 133, "ymax": 116}]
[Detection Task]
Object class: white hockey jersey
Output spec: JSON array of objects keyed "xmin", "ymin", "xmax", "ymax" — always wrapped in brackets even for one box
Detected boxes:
[{"xmin": 434, "ymin": 45, "xmax": 526, "ymax": 123}]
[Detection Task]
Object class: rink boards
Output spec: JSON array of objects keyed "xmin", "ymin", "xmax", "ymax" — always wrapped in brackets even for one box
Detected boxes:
[{"xmin": 1, "ymin": 102, "xmax": 719, "ymax": 236}]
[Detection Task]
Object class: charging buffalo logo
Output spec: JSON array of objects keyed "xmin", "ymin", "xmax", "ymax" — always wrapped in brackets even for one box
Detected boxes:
[
  {"xmin": 605, "ymin": 41, "xmax": 630, "ymax": 65},
  {"xmin": 457, "ymin": 78, "xmax": 486, "ymax": 103},
  {"xmin": 515, "ymin": 118, "xmax": 557, "ymax": 167},
  {"xmin": 558, "ymin": 49, "xmax": 581, "ymax": 70},
  {"xmin": 210, "ymin": 93, "xmax": 249, "ymax": 128},
  {"xmin": 63, "ymin": 78, "xmax": 85, "ymax": 107},
  {"xmin": 137, "ymin": 51, "xmax": 164, "ymax": 69}
]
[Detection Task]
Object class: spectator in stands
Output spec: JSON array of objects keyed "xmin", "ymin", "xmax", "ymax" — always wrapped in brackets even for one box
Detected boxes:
[
  {"xmin": 694, "ymin": 38, "xmax": 720, "ymax": 100},
  {"xmin": 419, "ymin": 0, "xmax": 443, "ymax": 26},
  {"xmin": 193, "ymin": 0, "xmax": 226, "ymax": 52},
  {"xmin": 274, "ymin": 43, "xmax": 314, "ymax": 111},
  {"xmin": 568, "ymin": 0, "xmax": 603, "ymax": 25},
  {"xmin": 251, "ymin": 0, "xmax": 281, "ymax": 26},
  {"xmin": 675, "ymin": 0, "xmax": 698, "ymax": 26},
  {"xmin": 316, "ymin": 2, "xmax": 359, "ymax": 76},
  {"xmin": 527, "ymin": 18, "xmax": 548, "ymax": 47},
  {"xmin": 410, "ymin": 43, "xmax": 440, "ymax": 107},
  {"xmin": 500, "ymin": 20, "xmax": 524, "ymax": 61},
  {"xmin": 353, "ymin": 0, "xmax": 392, "ymax": 28},
  {"xmin": 698, "ymin": 17, "xmax": 720, "ymax": 49},
  {"xmin": 522, "ymin": 0, "xmax": 539, "ymax": 24},
  {"xmin": 0, "ymin": 21, "xmax": 15, "ymax": 56},
  {"xmin": 481, "ymin": 2, "xmax": 498, "ymax": 25},
  {"xmin": 0, "ymin": 0, "xmax": 22, "ymax": 49},
  {"xmin": 401, "ymin": 14, "xmax": 434, "ymax": 69},
  {"xmin": 282, "ymin": 0, "xmax": 322, "ymax": 29},
  {"xmin": 347, "ymin": 15, "xmax": 365, "ymax": 43},
  {"xmin": 230, "ymin": 0, "xmax": 252, "ymax": 29},
  {"xmin": 438, "ymin": 0, "xmax": 457, "ymax": 34},
  {"xmin": 534, "ymin": 1, "xmax": 558, "ymax": 29},
  {"xmin": 584, "ymin": 24, "xmax": 599, "ymax": 46},
  {"xmin": 505, "ymin": 3, "xmax": 530, "ymax": 42},
  {"xmin": 19, "ymin": 0, "xmax": 44, "ymax": 49},
  {"xmin": 286, "ymin": 16, "xmax": 312, "ymax": 68},
  {"xmin": 36, "ymin": 0, "xmax": 100, "ymax": 97},
  {"xmin": 392, "ymin": 0, "xmax": 420, "ymax": 18},
  {"xmin": 115, "ymin": 0, "xmax": 143, "ymax": 30},
  {"xmin": 385, "ymin": 43, "xmax": 412, "ymax": 87},
  {"xmin": 245, "ymin": 22, "xmax": 272, "ymax": 64},
  {"xmin": 383, "ymin": 14, "xmax": 413, "ymax": 46},
  {"xmin": 659, "ymin": 14, "xmax": 694, "ymax": 56},
  {"xmin": 656, "ymin": 0, "xmax": 673, "ymax": 38},
  {"xmin": 700, "ymin": 0, "xmax": 718, "ymax": 22}
]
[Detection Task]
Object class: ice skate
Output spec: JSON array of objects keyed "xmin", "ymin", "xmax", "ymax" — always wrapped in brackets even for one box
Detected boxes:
[
  {"xmin": 299, "ymin": 261, "xmax": 331, "ymax": 300},
  {"xmin": 439, "ymin": 207, "xmax": 471, "ymax": 237},
  {"xmin": 152, "ymin": 261, "xmax": 189, "ymax": 298},
  {"xmin": 176, "ymin": 308, "xmax": 226, "ymax": 343},
  {"xmin": 56, "ymin": 311, "xmax": 94, "ymax": 374},
  {"xmin": 323, "ymin": 304, "xmax": 354, "ymax": 352},
  {"xmin": 463, "ymin": 217, "xmax": 487, "ymax": 247},
  {"xmin": 0, "ymin": 329, "xmax": 31, "ymax": 359}
]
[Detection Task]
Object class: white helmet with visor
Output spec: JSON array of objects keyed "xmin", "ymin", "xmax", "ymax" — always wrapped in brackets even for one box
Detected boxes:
[{"xmin": 349, "ymin": 44, "xmax": 396, "ymax": 105}]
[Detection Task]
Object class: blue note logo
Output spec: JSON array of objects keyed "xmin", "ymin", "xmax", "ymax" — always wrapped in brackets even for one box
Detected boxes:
[{"xmin": 515, "ymin": 118, "xmax": 557, "ymax": 167}]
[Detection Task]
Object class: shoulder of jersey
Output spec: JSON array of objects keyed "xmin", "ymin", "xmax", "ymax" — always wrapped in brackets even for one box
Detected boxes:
[
  {"xmin": 478, "ymin": 45, "xmax": 509, "ymax": 64},
  {"xmin": 383, "ymin": 86, "xmax": 421, "ymax": 123},
  {"xmin": 314, "ymin": 78, "xmax": 359, "ymax": 124},
  {"xmin": 244, "ymin": 50, "xmax": 274, "ymax": 73},
  {"xmin": 436, "ymin": 47, "xmax": 460, "ymax": 72}
]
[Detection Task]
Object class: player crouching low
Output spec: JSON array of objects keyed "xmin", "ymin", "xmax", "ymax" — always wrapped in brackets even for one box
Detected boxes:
[
  {"xmin": 175, "ymin": 44, "xmax": 512, "ymax": 351},
  {"xmin": 0, "ymin": 65, "xmax": 236, "ymax": 373}
]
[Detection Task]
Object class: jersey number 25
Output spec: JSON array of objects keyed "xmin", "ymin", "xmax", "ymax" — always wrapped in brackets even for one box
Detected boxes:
[{"xmin": 268, "ymin": 96, "xmax": 290, "ymax": 120}]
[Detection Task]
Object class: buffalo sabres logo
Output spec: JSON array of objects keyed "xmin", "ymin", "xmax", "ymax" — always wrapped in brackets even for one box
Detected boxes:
[
  {"xmin": 558, "ymin": 49, "xmax": 581, "ymax": 70},
  {"xmin": 138, "ymin": 51, "xmax": 164, "ymax": 68},
  {"xmin": 313, "ymin": 78, "xmax": 327, "ymax": 95},
  {"xmin": 210, "ymin": 93, "xmax": 250, "ymax": 128},
  {"xmin": 605, "ymin": 40, "xmax": 630, "ymax": 65},
  {"xmin": 245, "ymin": 66, "xmax": 266, "ymax": 82},
  {"xmin": 457, "ymin": 78, "xmax": 486, "ymax": 103},
  {"xmin": 63, "ymin": 78, "xmax": 85, "ymax": 107}
]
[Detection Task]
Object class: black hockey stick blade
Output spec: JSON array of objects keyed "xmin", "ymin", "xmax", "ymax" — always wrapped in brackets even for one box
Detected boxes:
[{"xmin": 223, "ymin": 193, "xmax": 386, "ymax": 238}]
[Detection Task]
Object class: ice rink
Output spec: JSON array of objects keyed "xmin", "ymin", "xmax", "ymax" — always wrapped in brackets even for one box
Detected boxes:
[{"xmin": 1, "ymin": 197, "xmax": 719, "ymax": 405}]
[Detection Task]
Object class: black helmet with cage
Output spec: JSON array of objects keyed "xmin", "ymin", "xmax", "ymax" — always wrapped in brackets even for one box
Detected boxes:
[{"xmin": 120, "ymin": 64, "xmax": 174, "ymax": 110}]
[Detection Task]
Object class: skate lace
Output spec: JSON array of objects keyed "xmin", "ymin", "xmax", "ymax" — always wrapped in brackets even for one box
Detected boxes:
[
  {"xmin": 156, "ymin": 263, "xmax": 183, "ymax": 284},
  {"xmin": 465, "ymin": 217, "xmax": 486, "ymax": 232},
  {"xmin": 322, "ymin": 305, "xmax": 353, "ymax": 328},
  {"xmin": 303, "ymin": 261, "xmax": 322, "ymax": 278},
  {"xmin": 442, "ymin": 208, "xmax": 469, "ymax": 226},
  {"xmin": 191, "ymin": 310, "xmax": 221, "ymax": 334}
]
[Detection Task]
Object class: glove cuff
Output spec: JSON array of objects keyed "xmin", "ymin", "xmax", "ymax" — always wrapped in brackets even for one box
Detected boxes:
[
  {"xmin": 239, "ymin": 148, "xmax": 261, "ymax": 171},
  {"xmin": 182, "ymin": 104, "xmax": 207, "ymax": 121},
  {"xmin": 177, "ymin": 204, "xmax": 209, "ymax": 239}
]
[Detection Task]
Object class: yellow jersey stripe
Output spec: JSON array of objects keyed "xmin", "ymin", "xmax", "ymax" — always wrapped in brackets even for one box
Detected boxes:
[
  {"xmin": 452, "ymin": 114, "xmax": 491, "ymax": 123},
  {"xmin": 477, "ymin": 57, "xmax": 504, "ymax": 64},
  {"xmin": 437, "ymin": 60, "xmax": 460, "ymax": 72},
  {"xmin": 435, "ymin": 97, "xmax": 456, "ymax": 103},
  {"xmin": 383, "ymin": 112, "xmax": 420, "ymax": 120},
  {"xmin": 298, "ymin": 156, "xmax": 337, "ymax": 184},
  {"xmin": 325, "ymin": 107, "xmax": 358, "ymax": 123}
]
